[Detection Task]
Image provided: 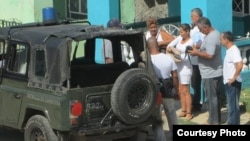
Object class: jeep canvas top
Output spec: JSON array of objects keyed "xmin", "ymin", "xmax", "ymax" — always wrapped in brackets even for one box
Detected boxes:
[{"xmin": 0, "ymin": 21, "xmax": 161, "ymax": 141}]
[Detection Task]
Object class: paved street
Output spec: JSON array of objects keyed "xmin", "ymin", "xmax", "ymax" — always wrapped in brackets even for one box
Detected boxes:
[{"xmin": 0, "ymin": 126, "xmax": 24, "ymax": 141}]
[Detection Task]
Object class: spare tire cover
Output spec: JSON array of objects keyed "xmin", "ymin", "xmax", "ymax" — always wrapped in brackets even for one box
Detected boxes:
[{"xmin": 111, "ymin": 68, "xmax": 158, "ymax": 125}]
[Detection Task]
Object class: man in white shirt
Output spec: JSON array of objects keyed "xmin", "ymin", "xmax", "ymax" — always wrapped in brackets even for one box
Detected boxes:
[
  {"xmin": 148, "ymin": 37, "xmax": 179, "ymax": 141},
  {"xmin": 189, "ymin": 8, "xmax": 205, "ymax": 112},
  {"xmin": 220, "ymin": 31, "xmax": 243, "ymax": 125},
  {"xmin": 103, "ymin": 18, "xmax": 134, "ymax": 65}
]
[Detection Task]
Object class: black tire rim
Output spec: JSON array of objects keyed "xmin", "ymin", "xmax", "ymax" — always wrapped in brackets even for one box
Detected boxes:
[
  {"xmin": 30, "ymin": 128, "xmax": 45, "ymax": 141},
  {"xmin": 128, "ymin": 81, "xmax": 151, "ymax": 112}
]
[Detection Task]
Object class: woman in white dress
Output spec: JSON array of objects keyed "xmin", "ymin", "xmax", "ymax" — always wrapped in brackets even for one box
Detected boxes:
[{"xmin": 167, "ymin": 23, "xmax": 194, "ymax": 120}]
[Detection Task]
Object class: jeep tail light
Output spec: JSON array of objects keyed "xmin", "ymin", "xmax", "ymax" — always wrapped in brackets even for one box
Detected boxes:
[
  {"xmin": 70, "ymin": 101, "xmax": 83, "ymax": 125},
  {"xmin": 156, "ymin": 92, "xmax": 162, "ymax": 106},
  {"xmin": 71, "ymin": 101, "xmax": 83, "ymax": 116}
]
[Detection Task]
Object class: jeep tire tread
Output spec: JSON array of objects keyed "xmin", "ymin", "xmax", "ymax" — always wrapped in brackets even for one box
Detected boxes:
[
  {"xmin": 111, "ymin": 68, "xmax": 157, "ymax": 124},
  {"xmin": 24, "ymin": 115, "xmax": 57, "ymax": 141}
]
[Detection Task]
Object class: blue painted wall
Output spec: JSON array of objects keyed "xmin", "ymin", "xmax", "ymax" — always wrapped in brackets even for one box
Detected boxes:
[
  {"xmin": 87, "ymin": 0, "xmax": 120, "ymax": 63},
  {"xmin": 87, "ymin": 0, "xmax": 120, "ymax": 26},
  {"xmin": 181, "ymin": 0, "xmax": 232, "ymax": 32}
]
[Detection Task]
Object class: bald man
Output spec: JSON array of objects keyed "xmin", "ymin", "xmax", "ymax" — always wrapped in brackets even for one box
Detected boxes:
[{"xmin": 147, "ymin": 37, "xmax": 179, "ymax": 141}]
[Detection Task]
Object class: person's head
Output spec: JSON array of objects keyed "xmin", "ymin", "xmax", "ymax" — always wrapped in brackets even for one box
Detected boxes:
[
  {"xmin": 191, "ymin": 8, "xmax": 203, "ymax": 25},
  {"xmin": 107, "ymin": 18, "xmax": 123, "ymax": 29},
  {"xmin": 147, "ymin": 37, "xmax": 159, "ymax": 53},
  {"xmin": 179, "ymin": 23, "xmax": 191, "ymax": 39},
  {"xmin": 146, "ymin": 17, "xmax": 158, "ymax": 37},
  {"xmin": 196, "ymin": 17, "xmax": 212, "ymax": 35},
  {"xmin": 220, "ymin": 31, "xmax": 234, "ymax": 48}
]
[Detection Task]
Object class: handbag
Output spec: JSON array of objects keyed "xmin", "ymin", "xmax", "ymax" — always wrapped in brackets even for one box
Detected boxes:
[
  {"xmin": 160, "ymin": 30, "xmax": 175, "ymax": 43},
  {"xmin": 166, "ymin": 47, "xmax": 181, "ymax": 63},
  {"xmin": 159, "ymin": 77, "xmax": 174, "ymax": 98}
]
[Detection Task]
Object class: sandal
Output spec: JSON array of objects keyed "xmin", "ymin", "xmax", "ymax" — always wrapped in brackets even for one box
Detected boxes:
[
  {"xmin": 185, "ymin": 113, "xmax": 193, "ymax": 121},
  {"xmin": 178, "ymin": 111, "xmax": 186, "ymax": 117}
]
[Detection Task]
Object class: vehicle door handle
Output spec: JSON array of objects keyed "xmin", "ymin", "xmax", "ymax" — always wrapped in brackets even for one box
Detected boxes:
[{"xmin": 14, "ymin": 93, "xmax": 22, "ymax": 99}]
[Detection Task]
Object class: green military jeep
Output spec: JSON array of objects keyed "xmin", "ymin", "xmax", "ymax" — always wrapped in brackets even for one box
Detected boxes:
[{"xmin": 0, "ymin": 21, "xmax": 161, "ymax": 141}]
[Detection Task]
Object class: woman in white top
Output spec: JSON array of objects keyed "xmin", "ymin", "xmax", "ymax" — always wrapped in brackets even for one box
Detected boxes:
[
  {"xmin": 145, "ymin": 17, "xmax": 174, "ymax": 52},
  {"xmin": 167, "ymin": 23, "xmax": 193, "ymax": 120}
]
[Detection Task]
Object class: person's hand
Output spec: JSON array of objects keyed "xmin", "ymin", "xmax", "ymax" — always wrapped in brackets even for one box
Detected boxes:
[
  {"xmin": 166, "ymin": 46, "xmax": 173, "ymax": 53},
  {"xmin": 228, "ymin": 78, "xmax": 236, "ymax": 85},
  {"xmin": 105, "ymin": 58, "xmax": 113, "ymax": 64},
  {"xmin": 195, "ymin": 40, "xmax": 202, "ymax": 49},
  {"xmin": 172, "ymin": 89, "xmax": 180, "ymax": 100},
  {"xmin": 174, "ymin": 93, "xmax": 180, "ymax": 100},
  {"xmin": 188, "ymin": 46, "xmax": 199, "ymax": 56}
]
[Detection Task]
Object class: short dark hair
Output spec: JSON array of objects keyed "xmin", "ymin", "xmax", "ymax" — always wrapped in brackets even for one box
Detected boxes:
[
  {"xmin": 197, "ymin": 17, "xmax": 212, "ymax": 27},
  {"xmin": 222, "ymin": 31, "xmax": 234, "ymax": 42},
  {"xmin": 179, "ymin": 23, "xmax": 191, "ymax": 32},
  {"xmin": 146, "ymin": 17, "xmax": 158, "ymax": 28},
  {"xmin": 107, "ymin": 18, "xmax": 123, "ymax": 28}
]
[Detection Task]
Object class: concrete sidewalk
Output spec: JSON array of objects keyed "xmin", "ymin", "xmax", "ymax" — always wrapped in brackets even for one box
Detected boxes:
[
  {"xmin": 158, "ymin": 101, "xmax": 250, "ymax": 141},
  {"xmin": 162, "ymin": 101, "xmax": 250, "ymax": 127}
]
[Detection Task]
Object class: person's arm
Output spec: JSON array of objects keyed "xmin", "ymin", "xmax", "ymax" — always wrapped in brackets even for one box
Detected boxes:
[
  {"xmin": 158, "ymin": 30, "xmax": 175, "ymax": 47},
  {"xmin": 166, "ymin": 36, "xmax": 181, "ymax": 52},
  {"xmin": 228, "ymin": 61, "xmax": 243, "ymax": 85},
  {"xmin": 188, "ymin": 46, "xmax": 213, "ymax": 59},
  {"xmin": 171, "ymin": 69, "xmax": 179, "ymax": 98},
  {"xmin": 104, "ymin": 39, "xmax": 114, "ymax": 63}
]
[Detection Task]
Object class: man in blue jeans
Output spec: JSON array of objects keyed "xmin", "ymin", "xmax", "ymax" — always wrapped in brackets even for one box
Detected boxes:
[
  {"xmin": 189, "ymin": 17, "xmax": 223, "ymax": 125},
  {"xmin": 220, "ymin": 31, "xmax": 243, "ymax": 125}
]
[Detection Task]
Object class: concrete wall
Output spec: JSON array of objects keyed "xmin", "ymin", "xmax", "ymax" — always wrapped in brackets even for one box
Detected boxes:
[
  {"xmin": 34, "ymin": 0, "xmax": 54, "ymax": 22},
  {"xmin": 120, "ymin": 0, "xmax": 135, "ymax": 24},
  {"xmin": 0, "ymin": 0, "xmax": 53, "ymax": 23},
  {"xmin": 120, "ymin": 0, "xmax": 168, "ymax": 24},
  {"xmin": 134, "ymin": 0, "xmax": 168, "ymax": 22}
]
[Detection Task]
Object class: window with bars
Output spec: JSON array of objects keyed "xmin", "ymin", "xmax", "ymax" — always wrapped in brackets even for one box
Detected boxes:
[
  {"xmin": 67, "ymin": 0, "xmax": 87, "ymax": 19},
  {"xmin": 233, "ymin": 0, "xmax": 250, "ymax": 15}
]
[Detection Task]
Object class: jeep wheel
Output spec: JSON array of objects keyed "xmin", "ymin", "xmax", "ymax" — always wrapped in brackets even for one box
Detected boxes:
[
  {"xmin": 111, "ymin": 68, "xmax": 158, "ymax": 124},
  {"xmin": 24, "ymin": 115, "xmax": 57, "ymax": 141}
]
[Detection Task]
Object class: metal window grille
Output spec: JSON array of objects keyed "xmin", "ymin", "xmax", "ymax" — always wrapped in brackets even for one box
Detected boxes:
[
  {"xmin": 233, "ymin": 0, "xmax": 250, "ymax": 14},
  {"xmin": 68, "ymin": 0, "xmax": 87, "ymax": 19}
]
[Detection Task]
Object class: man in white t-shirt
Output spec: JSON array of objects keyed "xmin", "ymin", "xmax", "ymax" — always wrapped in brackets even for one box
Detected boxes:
[
  {"xmin": 147, "ymin": 37, "xmax": 179, "ymax": 141},
  {"xmin": 220, "ymin": 31, "xmax": 243, "ymax": 125}
]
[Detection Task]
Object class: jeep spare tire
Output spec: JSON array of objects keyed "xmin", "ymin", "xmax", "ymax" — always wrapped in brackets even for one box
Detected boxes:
[{"xmin": 111, "ymin": 68, "xmax": 158, "ymax": 125}]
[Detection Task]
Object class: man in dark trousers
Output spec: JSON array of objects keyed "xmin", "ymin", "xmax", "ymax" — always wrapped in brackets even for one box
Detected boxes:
[
  {"xmin": 189, "ymin": 17, "xmax": 223, "ymax": 125},
  {"xmin": 147, "ymin": 37, "xmax": 179, "ymax": 141}
]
